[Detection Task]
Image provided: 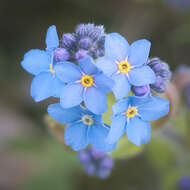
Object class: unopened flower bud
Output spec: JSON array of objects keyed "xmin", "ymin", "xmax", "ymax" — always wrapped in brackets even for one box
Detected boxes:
[
  {"xmin": 54, "ymin": 48, "xmax": 70, "ymax": 62},
  {"xmin": 62, "ymin": 33, "xmax": 76, "ymax": 48},
  {"xmin": 90, "ymin": 25, "xmax": 105, "ymax": 40},
  {"xmin": 79, "ymin": 37, "xmax": 92, "ymax": 49},
  {"xmin": 147, "ymin": 57, "xmax": 171, "ymax": 93},
  {"xmin": 100, "ymin": 156, "xmax": 114, "ymax": 169},
  {"xmin": 132, "ymin": 85, "xmax": 150, "ymax": 96},
  {"xmin": 75, "ymin": 49, "xmax": 88, "ymax": 60},
  {"xmin": 78, "ymin": 151, "xmax": 91, "ymax": 163}
]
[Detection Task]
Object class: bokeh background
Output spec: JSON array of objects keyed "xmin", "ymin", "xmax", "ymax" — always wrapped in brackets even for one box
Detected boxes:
[{"xmin": 0, "ymin": 0, "xmax": 190, "ymax": 189}]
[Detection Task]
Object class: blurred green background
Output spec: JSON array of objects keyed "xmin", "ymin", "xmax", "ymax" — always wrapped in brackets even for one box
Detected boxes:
[{"xmin": 0, "ymin": 0, "xmax": 190, "ymax": 189}]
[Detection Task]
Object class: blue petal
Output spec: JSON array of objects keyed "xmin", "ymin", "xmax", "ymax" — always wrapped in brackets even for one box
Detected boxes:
[
  {"xmin": 51, "ymin": 76, "xmax": 65, "ymax": 98},
  {"xmin": 112, "ymin": 74, "xmax": 131, "ymax": 100},
  {"xmin": 106, "ymin": 115, "xmax": 126, "ymax": 144},
  {"xmin": 95, "ymin": 57, "xmax": 118, "ymax": 76},
  {"xmin": 84, "ymin": 87, "xmax": 107, "ymax": 114},
  {"xmin": 128, "ymin": 94, "xmax": 152, "ymax": 107},
  {"xmin": 138, "ymin": 96, "xmax": 170, "ymax": 121},
  {"xmin": 88, "ymin": 124, "xmax": 117, "ymax": 152},
  {"xmin": 21, "ymin": 49, "xmax": 50, "ymax": 75},
  {"xmin": 112, "ymin": 99, "xmax": 129, "ymax": 115},
  {"xmin": 45, "ymin": 25, "xmax": 59, "ymax": 50},
  {"xmin": 126, "ymin": 116, "xmax": 151, "ymax": 146},
  {"xmin": 78, "ymin": 56, "xmax": 99, "ymax": 75},
  {"xmin": 94, "ymin": 73, "xmax": 114, "ymax": 93},
  {"xmin": 128, "ymin": 66, "xmax": 156, "ymax": 86},
  {"xmin": 54, "ymin": 62, "xmax": 82, "ymax": 83},
  {"xmin": 47, "ymin": 104, "xmax": 82, "ymax": 124},
  {"xmin": 60, "ymin": 83, "xmax": 84, "ymax": 108},
  {"xmin": 105, "ymin": 33, "xmax": 129, "ymax": 61},
  {"xmin": 30, "ymin": 72, "xmax": 64, "ymax": 102},
  {"xmin": 64, "ymin": 123, "xmax": 89, "ymax": 151},
  {"xmin": 128, "ymin": 39, "xmax": 151, "ymax": 67}
]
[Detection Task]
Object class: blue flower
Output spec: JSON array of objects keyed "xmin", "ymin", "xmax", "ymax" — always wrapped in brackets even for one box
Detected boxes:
[
  {"xmin": 54, "ymin": 56, "xmax": 114, "ymax": 114},
  {"xmin": 95, "ymin": 33, "xmax": 156, "ymax": 100},
  {"xmin": 47, "ymin": 103, "xmax": 117, "ymax": 152},
  {"xmin": 21, "ymin": 25, "xmax": 69, "ymax": 102},
  {"xmin": 106, "ymin": 95, "xmax": 170, "ymax": 145}
]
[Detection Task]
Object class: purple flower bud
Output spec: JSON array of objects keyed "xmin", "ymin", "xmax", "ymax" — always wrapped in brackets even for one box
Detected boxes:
[
  {"xmin": 147, "ymin": 58, "xmax": 171, "ymax": 93},
  {"xmin": 78, "ymin": 146, "xmax": 114, "ymax": 179},
  {"xmin": 147, "ymin": 57, "xmax": 160, "ymax": 67},
  {"xmin": 160, "ymin": 70, "xmax": 171, "ymax": 79},
  {"xmin": 132, "ymin": 85, "xmax": 150, "ymax": 96},
  {"xmin": 75, "ymin": 24, "xmax": 93, "ymax": 36},
  {"xmin": 78, "ymin": 151, "xmax": 91, "ymax": 163},
  {"xmin": 75, "ymin": 49, "xmax": 88, "ymax": 60},
  {"xmin": 61, "ymin": 33, "xmax": 76, "ymax": 48},
  {"xmin": 178, "ymin": 176, "xmax": 190, "ymax": 190},
  {"xmin": 153, "ymin": 76, "xmax": 163, "ymax": 88},
  {"xmin": 152, "ymin": 63, "xmax": 163, "ymax": 72},
  {"xmin": 90, "ymin": 26, "xmax": 105, "ymax": 40},
  {"xmin": 90, "ymin": 147, "xmax": 105, "ymax": 159},
  {"xmin": 54, "ymin": 48, "xmax": 70, "ymax": 62},
  {"xmin": 97, "ymin": 37, "xmax": 105, "ymax": 49},
  {"xmin": 97, "ymin": 168, "xmax": 111, "ymax": 179},
  {"xmin": 100, "ymin": 156, "xmax": 114, "ymax": 169},
  {"xmin": 84, "ymin": 163, "xmax": 96, "ymax": 175},
  {"xmin": 79, "ymin": 37, "xmax": 92, "ymax": 49}
]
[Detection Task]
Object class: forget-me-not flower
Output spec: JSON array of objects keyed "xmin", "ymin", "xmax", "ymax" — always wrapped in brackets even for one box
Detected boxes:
[
  {"xmin": 21, "ymin": 25, "xmax": 68, "ymax": 102},
  {"xmin": 47, "ymin": 103, "xmax": 117, "ymax": 152},
  {"xmin": 106, "ymin": 95, "xmax": 170, "ymax": 145},
  {"xmin": 54, "ymin": 56, "xmax": 114, "ymax": 114},
  {"xmin": 95, "ymin": 33, "xmax": 156, "ymax": 100}
]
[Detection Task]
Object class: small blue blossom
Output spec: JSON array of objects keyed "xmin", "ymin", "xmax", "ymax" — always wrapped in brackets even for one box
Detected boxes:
[
  {"xmin": 21, "ymin": 25, "xmax": 68, "ymax": 102},
  {"xmin": 95, "ymin": 33, "xmax": 156, "ymax": 100},
  {"xmin": 106, "ymin": 95, "xmax": 170, "ymax": 145},
  {"xmin": 78, "ymin": 146, "xmax": 114, "ymax": 179},
  {"xmin": 47, "ymin": 104, "xmax": 117, "ymax": 152},
  {"xmin": 54, "ymin": 56, "xmax": 114, "ymax": 114}
]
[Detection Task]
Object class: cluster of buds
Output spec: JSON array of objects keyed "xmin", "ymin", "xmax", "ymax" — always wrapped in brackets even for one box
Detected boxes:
[
  {"xmin": 78, "ymin": 146, "xmax": 114, "ymax": 179},
  {"xmin": 61, "ymin": 24, "xmax": 105, "ymax": 61}
]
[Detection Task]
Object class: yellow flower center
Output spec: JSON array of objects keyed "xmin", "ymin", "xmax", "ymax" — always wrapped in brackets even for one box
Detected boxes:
[
  {"xmin": 81, "ymin": 75, "xmax": 94, "ymax": 87},
  {"xmin": 118, "ymin": 61, "xmax": 131, "ymax": 74},
  {"xmin": 82, "ymin": 115, "xmax": 94, "ymax": 125},
  {"xmin": 125, "ymin": 107, "xmax": 138, "ymax": 118},
  {"xmin": 50, "ymin": 63, "xmax": 55, "ymax": 74}
]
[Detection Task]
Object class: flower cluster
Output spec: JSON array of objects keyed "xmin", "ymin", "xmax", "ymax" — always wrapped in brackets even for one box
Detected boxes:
[
  {"xmin": 21, "ymin": 23, "xmax": 170, "ymax": 152},
  {"xmin": 62, "ymin": 23, "xmax": 105, "ymax": 61},
  {"xmin": 78, "ymin": 146, "xmax": 114, "ymax": 179}
]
